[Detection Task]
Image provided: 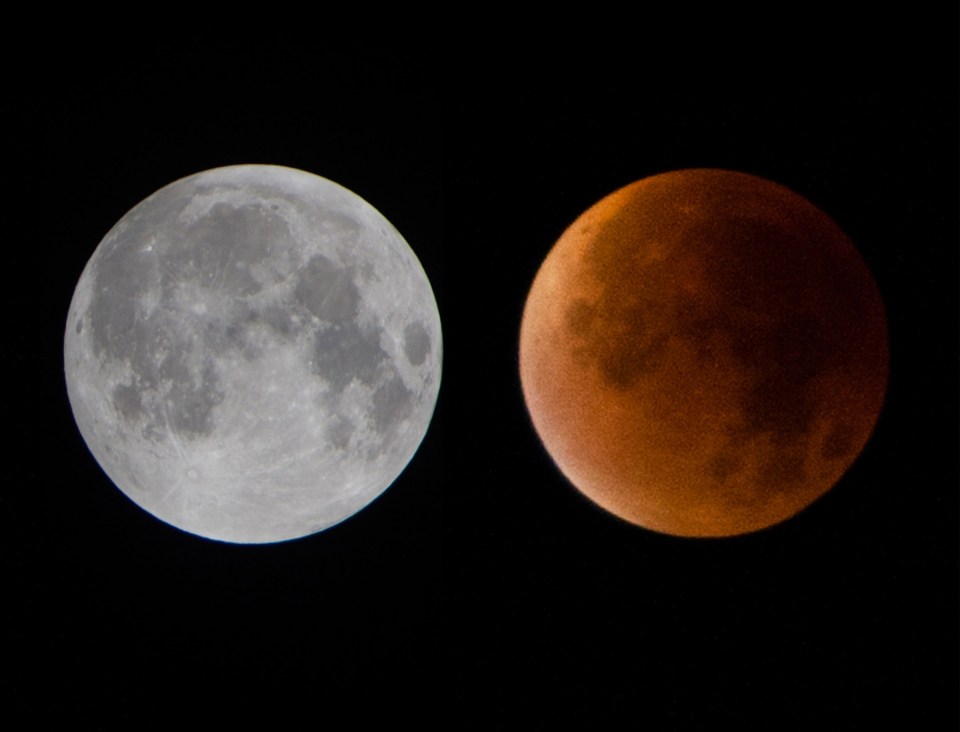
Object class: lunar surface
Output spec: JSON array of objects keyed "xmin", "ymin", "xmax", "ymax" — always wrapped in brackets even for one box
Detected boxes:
[
  {"xmin": 520, "ymin": 169, "xmax": 888, "ymax": 537},
  {"xmin": 64, "ymin": 165, "xmax": 441, "ymax": 543}
]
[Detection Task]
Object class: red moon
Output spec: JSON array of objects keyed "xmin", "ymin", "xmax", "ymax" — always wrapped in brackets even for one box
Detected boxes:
[{"xmin": 519, "ymin": 169, "xmax": 889, "ymax": 537}]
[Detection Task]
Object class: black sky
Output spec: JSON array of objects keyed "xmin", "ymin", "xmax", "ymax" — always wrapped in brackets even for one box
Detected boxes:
[{"xmin": 6, "ymin": 23, "xmax": 957, "ymax": 726}]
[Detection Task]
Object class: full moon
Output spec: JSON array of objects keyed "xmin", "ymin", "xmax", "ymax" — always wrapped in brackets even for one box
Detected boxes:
[
  {"xmin": 519, "ymin": 169, "xmax": 888, "ymax": 537},
  {"xmin": 64, "ymin": 165, "xmax": 442, "ymax": 543}
]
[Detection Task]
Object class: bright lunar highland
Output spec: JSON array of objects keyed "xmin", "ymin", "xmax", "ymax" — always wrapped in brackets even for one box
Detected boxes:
[{"xmin": 64, "ymin": 165, "xmax": 441, "ymax": 543}]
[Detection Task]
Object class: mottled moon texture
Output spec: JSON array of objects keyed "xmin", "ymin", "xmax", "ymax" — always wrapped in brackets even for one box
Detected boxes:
[
  {"xmin": 520, "ymin": 169, "xmax": 888, "ymax": 537},
  {"xmin": 65, "ymin": 165, "xmax": 441, "ymax": 543}
]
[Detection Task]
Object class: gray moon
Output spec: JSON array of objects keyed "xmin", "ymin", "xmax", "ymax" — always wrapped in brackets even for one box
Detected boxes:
[{"xmin": 64, "ymin": 165, "xmax": 442, "ymax": 543}]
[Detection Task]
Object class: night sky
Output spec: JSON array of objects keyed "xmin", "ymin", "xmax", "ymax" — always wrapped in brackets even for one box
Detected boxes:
[{"xmin": 6, "ymin": 23, "xmax": 957, "ymax": 726}]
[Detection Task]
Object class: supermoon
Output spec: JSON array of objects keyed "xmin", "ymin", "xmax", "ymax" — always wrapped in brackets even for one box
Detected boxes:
[
  {"xmin": 519, "ymin": 169, "xmax": 888, "ymax": 537},
  {"xmin": 64, "ymin": 165, "xmax": 441, "ymax": 543}
]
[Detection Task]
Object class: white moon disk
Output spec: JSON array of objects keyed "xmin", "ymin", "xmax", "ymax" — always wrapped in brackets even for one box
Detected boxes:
[{"xmin": 64, "ymin": 165, "xmax": 442, "ymax": 543}]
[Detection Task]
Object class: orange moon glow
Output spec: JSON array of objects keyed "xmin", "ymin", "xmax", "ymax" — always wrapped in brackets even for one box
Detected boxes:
[{"xmin": 519, "ymin": 169, "xmax": 889, "ymax": 537}]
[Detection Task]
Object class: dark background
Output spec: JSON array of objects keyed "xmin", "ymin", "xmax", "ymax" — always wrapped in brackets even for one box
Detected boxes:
[{"xmin": 6, "ymin": 21, "xmax": 957, "ymax": 726}]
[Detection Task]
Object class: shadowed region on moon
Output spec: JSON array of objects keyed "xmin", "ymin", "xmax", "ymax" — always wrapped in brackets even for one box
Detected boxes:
[
  {"xmin": 520, "ymin": 169, "xmax": 888, "ymax": 537},
  {"xmin": 64, "ymin": 165, "xmax": 441, "ymax": 543}
]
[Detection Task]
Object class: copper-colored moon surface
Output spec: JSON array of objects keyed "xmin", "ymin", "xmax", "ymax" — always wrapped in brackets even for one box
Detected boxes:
[{"xmin": 519, "ymin": 169, "xmax": 889, "ymax": 537}]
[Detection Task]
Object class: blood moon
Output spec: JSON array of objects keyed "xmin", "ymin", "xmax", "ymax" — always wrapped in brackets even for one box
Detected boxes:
[{"xmin": 519, "ymin": 169, "xmax": 889, "ymax": 537}]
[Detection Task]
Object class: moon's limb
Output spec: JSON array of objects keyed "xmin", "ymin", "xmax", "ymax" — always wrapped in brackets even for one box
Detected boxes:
[
  {"xmin": 520, "ymin": 169, "xmax": 888, "ymax": 537},
  {"xmin": 64, "ymin": 165, "xmax": 441, "ymax": 543}
]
